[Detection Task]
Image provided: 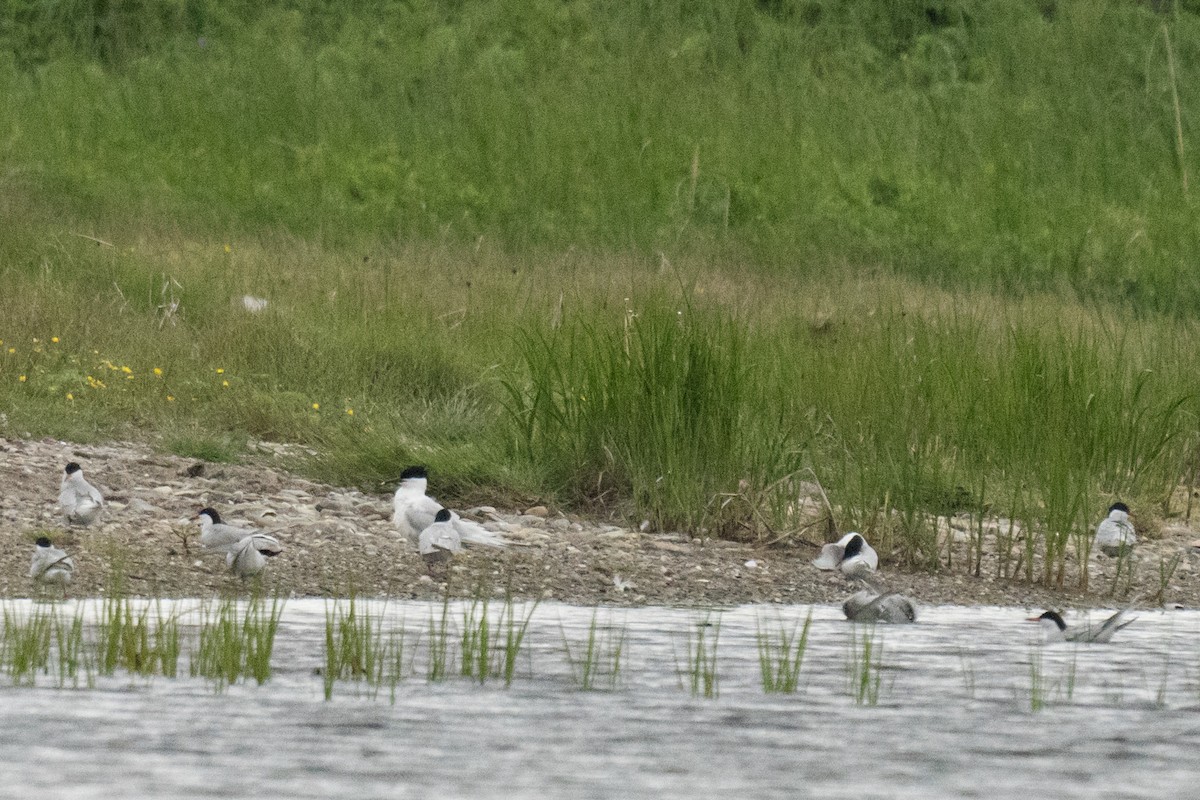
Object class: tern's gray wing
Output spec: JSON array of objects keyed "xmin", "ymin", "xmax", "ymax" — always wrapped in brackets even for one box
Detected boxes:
[
  {"xmin": 1088, "ymin": 609, "xmax": 1135, "ymax": 643},
  {"xmin": 451, "ymin": 515, "xmax": 507, "ymax": 548},
  {"xmin": 813, "ymin": 543, "xmax": 845, "ymax": 571},
  {"xmin": 419, "ymin": 522, "xmax": 461, "ymax": 556},
  {"xmin": 201, "ymin": 523, "xmax": 258, "ymax": 553},
  {"xmin": 30, "ymin": 548, "xmax": 74, "ymax": 581},
  {"xmin": 845, "ymin": 591, "xmax": 916, "ymax": 623}
]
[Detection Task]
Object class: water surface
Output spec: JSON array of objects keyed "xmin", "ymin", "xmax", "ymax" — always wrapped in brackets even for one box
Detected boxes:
[{"xmin": 1, "ymin": 600, "xmax": 1196, "ymax": 799}]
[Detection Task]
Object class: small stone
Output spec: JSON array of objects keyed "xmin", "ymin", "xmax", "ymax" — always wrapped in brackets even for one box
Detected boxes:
[
  {"xmin": 524, "ymin": 505, "xmax": 549, "ymax": 517},
  {"xmin": 744, "ymin": 559, "xmax": 759, "ymax": 569}
]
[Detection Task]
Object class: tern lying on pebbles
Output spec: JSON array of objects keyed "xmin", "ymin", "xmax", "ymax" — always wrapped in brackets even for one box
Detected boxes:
[
  {"xmin": 1029, "ymin": 609, "xmax": 1135, "ymax": 643},
  {"xmin": 392, "ymin": 466, "xmax": 507, "ymax": 549},
  {"xmin": 843, "ymin": 590, "xmax": 917, "ymax": 624},
  {"xmin": 1094, "ymin": 502, "xmax": 1137, "ymax": 557},
  {"xmin": 813, "ymin": 532, "xmax": 878, "ymax": 579},
  {"xmin": 197, "ymin": 507, "xmax": 283, "ymax": 578},
  {"xmin": 59, "ymin": 462, "xmax": 104, "ymax": 526},
  {"xmin": 30, "ymin": 537, "xmax": 75, "ymax": 588}
]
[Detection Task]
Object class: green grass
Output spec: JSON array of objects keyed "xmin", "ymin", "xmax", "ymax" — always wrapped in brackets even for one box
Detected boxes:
[
  {"xmin": 2, "ymin": 0, "xmax": 1200, "ymax": 583},
  {"xmin": 94, "ymin": 597, "xmax": 181, "ymax": 677},
  {"xmin": 189, "ymin": 594, "xmax": 284, "ymax": 689},
  {"xmin": 677, "ymin": 614, "xmax": 721, "ymax": 699},
  {"xmin": 459, "ymin": 593, "xmax": 539, "ymax": 687},
  {"xmin": 322, "ymin": 596, "xmax": 410, "ymax": 700},
  {"xmin": 847, "ymin": 627, "xmax": 884, "ymax": 706},
  {"xmin": 561, "ymin": 610, "xmax": 626, "ymax": 692},
  {"xmin": 755, "ymin": 610, "xmax": 812, "ymax": 694}
]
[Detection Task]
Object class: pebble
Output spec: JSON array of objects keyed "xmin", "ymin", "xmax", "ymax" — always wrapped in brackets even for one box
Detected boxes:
[{"xmin": 524, "ymin": 505, "xmax": 549, "ymax": 517}]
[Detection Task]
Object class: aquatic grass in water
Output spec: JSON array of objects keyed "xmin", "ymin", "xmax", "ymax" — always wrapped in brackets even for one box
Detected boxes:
[
  {"xmin": 425, "ymin": 595, "xmax": 453, "ymax": 683},
  {"xmin": 561, "ymin": 609, "xmax": 626, "ymax": 691},
  {"xmin": 190, "ymin": 595, "xmax": 284, "ymax": 689},
  {"xmin": 94, "ymin": 597, "xmax": 180, "ymax": 678},
  {"xmin": 1, "ymin": 605, "xmax": 54, "ymax": 686},
  {"xmin": 322, "ymin": 597, "xmax": 409, "ymax": 700},
  {"xmin": 677, "ymin": 615, "xmax": 721, "ymax": 699},
  {"xmin": 459, "ymin": 594, "xmax": 539, "ymax": 687},
  {"xmin": 755, "ymin": 611, "xmax": 812, "ymax": 694},
  {"xmin": 846, "ymin": 628, "xmax": 884, "ymax": 706}
]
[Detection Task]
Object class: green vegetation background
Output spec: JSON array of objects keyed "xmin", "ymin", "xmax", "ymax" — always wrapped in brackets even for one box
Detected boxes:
[{"xmin": 2, "ymin": 0, "xmax": 1199, "ymax": 583}]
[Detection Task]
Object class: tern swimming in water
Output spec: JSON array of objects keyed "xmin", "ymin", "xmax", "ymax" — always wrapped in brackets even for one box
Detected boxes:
[
  {"xmin": 59, "ymin": 462, "xmax": 104, "ymax": 526},
  {"xmin": 196, "ymin": 508, "xmax": 283, "ymax": 578},
  {"xmin": 813, "ymin": 532, "xmax": 879, "ymax": 579},
  {"xmin": 418, "ymin": 508, "xmax": 461, "ymax": 573},
  {"xmin": 392, "ymin": 466, "xmax": 507, "ymax": 549},
  {"xmin": 1094, "ymin": 502, "xmax": 1137, "ymax": 557},
  {"xmin": 1029, "ymin": 609, "xmax": 1136, "ymax": 643},
  {"xmin": 29, "ymin": 537, "xmax": 75, "ymax": 590},
  {"xmin": 843, "ymin": 590, "xmax": 917, "ymax": 624}
]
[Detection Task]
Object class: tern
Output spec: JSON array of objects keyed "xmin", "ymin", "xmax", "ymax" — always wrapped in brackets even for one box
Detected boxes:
[
  {"xmin": 843, "ymin": 590, "xmax": 917, "ymax": 624},
  {"xmin": 1029, "ymin": 609, "xmax": 1135, "ymax": 643},
  {"xmin": 59, "ymin": 462, "xmax": 104, "ymax": 526},
  {"xmin": 813, "ymin": 532, "xmax": 879, "ymax": 579},
  {"xmin": 196, "ymin": 508, "xmax": 283, "ymax": 578},
  {"xmin": 30, "ymin": 537, "xmax": 75, "ymax": 588},
  {"xmin": 392, "ymin": 466, "xmax": 507, "ymax": 549},
  {"xmin": 1094, "ymin": 502, "xmax": 1137, "ymax": 557},
  {"xmin": 419, "ymin": 508, "xmax": 461, "ymax": 572}
]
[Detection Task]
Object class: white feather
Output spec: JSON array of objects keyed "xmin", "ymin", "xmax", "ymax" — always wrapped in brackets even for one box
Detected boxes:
[
  {"xmin": 30, "ymin": 543, "xmax": 75, "ymax": 586},
  {"xmin": 393, "ymin": 477, "xmax": 507, "ymax": 549},
  {"xmin": 59, "ymin": 470, "xmax": 104, "ymax": 526}
]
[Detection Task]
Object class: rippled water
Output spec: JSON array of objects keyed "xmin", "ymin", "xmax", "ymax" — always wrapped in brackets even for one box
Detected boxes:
[{"xmin": 1, "ymin": 599, "xmax": 1198, "ymax": 799}]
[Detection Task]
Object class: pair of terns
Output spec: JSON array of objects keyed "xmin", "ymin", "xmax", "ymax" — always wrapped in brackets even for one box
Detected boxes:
[
  {"xmin": 391, "ymin": 466, "xmax": 508, "ymax": 569},
  {"xmin": 812, "ymin": 532, "xmax": 916, "ymax": 624},
  {"xmin": 192, "ymin": 465, "xmax": 507, "ymax": 578}
]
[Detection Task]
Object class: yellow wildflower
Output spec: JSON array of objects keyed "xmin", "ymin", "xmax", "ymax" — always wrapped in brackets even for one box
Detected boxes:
[
  {"xmin": 121, "ymin": 366, "xmax": 132, "ymax": 374},
  {"xmin": 153, "ymin": 367, "xmax": 163, "ymax": 376},
  {"xmin": 345, "ymin": 408, "xmax": 354, "ymax": 416},
  {"xmin": 312, "ymin": 403, "xmax": 320, "ymax": 410},
  {"xmin": 216, "ymin": 368, "xmax": 225, "ymax": 375},
  {"xmin": 65, "ymin": 392, "xmax": 73, "ymax": 401},
  {"xmin": 222, "ymin": 380, "xmax": 230, "ymax": 388},
  {"xmin": 223, "ymin": 244, "xmax": 232, "ymax": 253},
  {"xmin": 6, "ymin": 348, "xmax": 13, "ymax": 355},
  {"xmin": 51, "ymin": 337, "xmax": 59, "ymax": 344},
  {"xmin": 18, "ymin": 375, "xmax": 26, "ymax": 382},
  {"xmin": 166, "ymin": 395, "xmax": 175, "ymax": 402}
]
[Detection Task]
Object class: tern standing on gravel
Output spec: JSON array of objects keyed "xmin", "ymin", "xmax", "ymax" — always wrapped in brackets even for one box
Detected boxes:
[
  {"xmin": 392, "ymin": 466, "xmax": 507, "ymax": 549},
  {"xmin": 1094, "ymin": 502, "xmax": 1137, "ymax": 557},
  {"xmin": 419, "ymin": 508, "xmax": 461, "ymax": 572},
  {"xmin": 59, "ymin": 462, "xmax": 104, "ymax": 526},
  {"xmin": 196, "ymin": 507, "xmax": 283, "ymax": 578}
]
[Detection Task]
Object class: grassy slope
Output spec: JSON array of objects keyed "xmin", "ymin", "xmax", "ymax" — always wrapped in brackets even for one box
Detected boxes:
[{"xmin": 2, "ymin": 0, "xmax": 1200, "ymax": 584}]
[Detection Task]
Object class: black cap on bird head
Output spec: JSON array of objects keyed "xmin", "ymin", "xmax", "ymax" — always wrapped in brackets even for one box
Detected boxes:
[
  {"xmin": 434, "ymin": 508, "xmax": 452, "ymax": 523},
  {"xmin": 842, "ymin": 533, "xmax": 864, "ymax": 559},
  {"xmin": 1109, "ymin": 501, "xmax": 1130, "ymax": 514},
  {"xmin": 400, "ymin": 465, "xmax": 429, "ymax": 481},
  {"xmin": 36, "ymin": 537, "xmax": 52, "ymax": 548},
  {"xmin": 64, "ymin": 462, "xmax": 82, "ymax": 475},
  {"xmin": 1030, "ymin": 610, "xmax": 1067, "ymax": 630},
  {"xmin": 198, "ymin": 507, "xmax": 222, "ymax": 523}
]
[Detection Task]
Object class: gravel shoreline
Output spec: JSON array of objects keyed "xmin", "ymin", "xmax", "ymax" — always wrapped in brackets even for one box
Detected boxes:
[{"xmin": 3, "ymin": 437, "xmax": 1198, "ymax": 611}]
